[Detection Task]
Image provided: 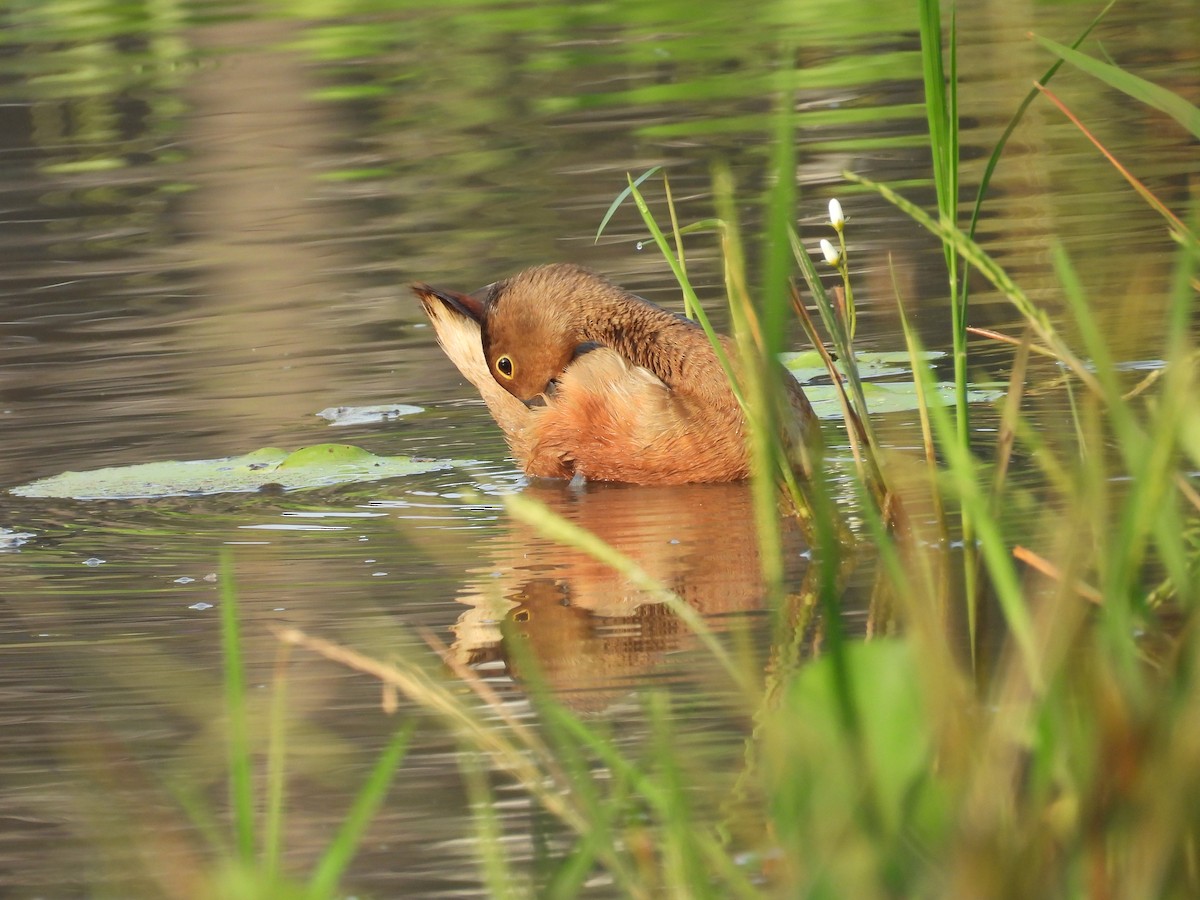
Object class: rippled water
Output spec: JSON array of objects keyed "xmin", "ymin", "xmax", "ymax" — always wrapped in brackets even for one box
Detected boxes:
[{"xmin": 1, "ymin": 0, "xmax": 1196, "ymax": 894}]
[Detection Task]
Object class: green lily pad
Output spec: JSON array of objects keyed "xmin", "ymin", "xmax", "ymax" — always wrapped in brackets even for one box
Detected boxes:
[
  {"xmin": 782, "ymin": 349, "xmax": 945, "ymax": 384},
  {"xmin": 807, "ymin": 381, "xmax": 1003, "ymax": 418},
  {"xmin": 10, "ymin": 444, "xmax": 463, "ymax": 500}
]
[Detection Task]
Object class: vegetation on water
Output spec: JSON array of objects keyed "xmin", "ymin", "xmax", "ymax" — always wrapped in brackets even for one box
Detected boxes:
[
  {"xmin": 69, "ymin": 1, "xmax": 1200, "ymax": 897},
  {"xmin": 9, "ymin": 443, "xmax": 463, "ymax": 499}
]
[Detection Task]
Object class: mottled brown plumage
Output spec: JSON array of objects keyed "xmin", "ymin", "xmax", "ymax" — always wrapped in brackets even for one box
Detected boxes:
[{"xmin": 413, "ymin": 263, "xmax": 817, "ymax": 484}]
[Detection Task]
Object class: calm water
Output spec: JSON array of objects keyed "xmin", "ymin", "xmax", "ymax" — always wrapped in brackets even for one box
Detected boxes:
[{"xmin": 1, "ymin": 0, "xmax": 1196, "ymax": 894}]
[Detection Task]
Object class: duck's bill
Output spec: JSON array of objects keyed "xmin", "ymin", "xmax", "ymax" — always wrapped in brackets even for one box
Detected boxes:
[{"xmin": 411, "ymin": 282, "xmax": 493, "ymax": 324}]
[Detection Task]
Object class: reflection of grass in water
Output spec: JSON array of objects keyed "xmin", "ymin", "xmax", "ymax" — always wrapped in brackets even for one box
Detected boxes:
[{"xmin": 275, "ymin": 3, "xmax": 1200, "ymax": 896}]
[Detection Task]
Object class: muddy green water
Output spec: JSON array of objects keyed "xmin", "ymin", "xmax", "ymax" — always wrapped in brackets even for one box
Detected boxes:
[{"xmin": 0, "ymin": 0, "xmax": 1196, "ymax": 894}]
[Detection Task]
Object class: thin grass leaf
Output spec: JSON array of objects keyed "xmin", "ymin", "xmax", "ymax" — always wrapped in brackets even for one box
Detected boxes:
[
  {"xmin": 432, "ymin": 628, "xmax": 644, "ymax": 897},
  {"xmin": 625, "ymin": 177, "xmax": 747, "ymax": 412},
  {"xmin": 528, "ymin": 710, "xmax": 625, "ymax": 899},
  {"xmin": 790, "ymin": 237, "xmax": 899, "ymax": 537},
  {"xmin": 422, "ymin": 626, "xmax": 566, "ymax": 785},
  {"xmin": 1049, "ymin": 239, "xmax": 1193, "ymax": 619},
  {"xmin": 307, "ymin": 721, "xmax": 416, "ymax": 898},
  {"xmin": 918, "ymin": 0, "xmax": 980, "ymax": 630},
  {"xmin": 903, "ymin": 327, "xmax": 1043, "ymax": 691},
  {"xmin": 966, "ymin": 326, "xmax": 1070, "ymax": 363},
  {"xmin": 647, "ymin": 694, "xmax": 708, "ymax": 895},
  {"xmin": 763, "ymin": 82, "xmax": 797, "ymax": 355},
  {"xmin": 1080, "ymin": 228, "xmax": 1200, "ymax": 619},
  {"xmin": 918, "ymin": 0, "xmax": 952, "ymax": 223},
  {"xmin": 917, "ymin": 0, "xmax": 961, "ymax": 317},
  {"xmin": 891, "ymin": 262, "xmax": 947, "ymax": 543},
  {"xmin": 1049, "ymin": 241, "xmax": 1143, "ymax": 459},
  {"xmin": 594, "ymin": 166, "xmax": 662, "ymax": 242},
  {"xmin": 789, "ymin": 282, "xmax": 870, "ymax": 481},
  {"xmin": 460, "ymin": 749, "xmax": 517, "ymax": 900},
  {"xmin": 1033, "ymin": 34, "xmax": 1200, "ymax": 140},
  {"xmin": 1035, "ymin": 83, "xmax": 1191, "ymax": 238},
  {"xmin": 662, "ymin": 174, "xmax": 691, "ymax": 319},
  {"xmin": 263, "ymin": 642, "xmax": 292, "ymax": 880},
  {"xmin": 990, "ymin": 329, "xmax": 1032, "ymax": 512},
  {"xmin": 498, "ymin": 630, "xmax": 623, "ymax": 857},
  {"xmin": 847, "ymin": 172, "xmax": 1104, "ymax": 398},
  {"xmin": 678, "ymin": 218, "xmax": 725, "ymax": 236},
  {"xmin": 277, "ymin": 627, "xmax": 588, "ymax": 838},
  {"xmin": 788, "ymin": 225, "xmax": 887, "ymax": 472},
  {"xmin": 965, "ymin": 1, "xmax": 1116, "ymax": 243},
  {"xmin": 218, "ymin": 550, "xmax": 255, "ymax": 864},
  {"xmin": 714, "ymin": 164, "xmax": 787, "ymax": 606}
]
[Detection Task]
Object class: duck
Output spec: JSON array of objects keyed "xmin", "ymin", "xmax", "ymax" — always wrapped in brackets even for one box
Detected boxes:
[{"xmin": 412, "ymin": 263, "xmax": 818, "ymax": 485}]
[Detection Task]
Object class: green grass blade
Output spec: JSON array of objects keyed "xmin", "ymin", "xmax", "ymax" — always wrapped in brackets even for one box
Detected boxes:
[
  {"xmin": 594, "ymin": 166, "xmax": 662, "ymax": 242},
  {"xmin": 663, "ymin": 174, "xmax": 689, "ymax": 279},
  {"xmin": 1033, "ymin": 34, "xmax": 1200, "ymax": 139},
  {"xmin": 848, "ymin": 172, "xmax": 1103, "ymax": 396},
  {"xmin": 714, "ymin": 165, "xmax": 786, "ymax": 605},
  {"xmin": 1050, "ymin": 241, "xmax": 1143, "ymax": 458},
  {"xmin": 460, "ymin": 749, "xmax": 518, "ymax": 900},
  {"xmin": 647, "ymin": 694, "xmax": 707, "ymax": 895},
  {"xmin": 546, "ymin": 708, "xmax": 760, "ymax": 898},
  {"xmin": 763, "ymin": 80, "xmax": 796, "ymax": 355},
  {"xmin": 495, "ymin": 628, "xmax": 638, "ymax": 896},
  {"xmin": 218, "ymin": 550, "xmax": 255, "ymax": 864},
  {"xmin": 625, "ymin": 176, "xmax": 746, "ymax": 411},
  {"xmin": 788, "ymin": 224, "xmax": 882, "ymax": 456},
  {"xmin": 307, "ymin": 721, "xmax": 417, "ymax": 898},
  {"xmin": 903, "ymin": 329, "xmax": 1043, "ymax": 691},
  {"xmin": 263, "ymin": 644, "xmax": 291, "ymax": 879},
  {"xmin": 947, "ymin": 6, "xmax": 959, "ymax": 241},
  {"xmin": 918, "ymin": 0, "xmax": 950, "ymax": 220},
  {"xmin": 966, "ymin": 1, "xmax": 1116, "ymax": 244}
]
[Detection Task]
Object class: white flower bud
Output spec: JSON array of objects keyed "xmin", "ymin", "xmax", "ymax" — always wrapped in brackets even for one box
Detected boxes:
[
  {"xmin": 828, "ymin": 198, "xmax": 845, "ymax": 232},
  {"xmin": 820, "ymin": 238, "xmax": 841, "ymax": 266}
]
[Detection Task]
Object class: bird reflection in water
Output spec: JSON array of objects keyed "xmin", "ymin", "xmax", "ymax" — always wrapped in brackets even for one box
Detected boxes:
[{"xmin": 448, "ymin": 480, "xmax": 810, "ymax": 711}]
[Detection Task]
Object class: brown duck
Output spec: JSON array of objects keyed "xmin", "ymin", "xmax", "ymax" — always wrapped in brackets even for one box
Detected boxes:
[{"xmin": 413, "ymin": 263, "xmax": 818, "ymax": 484}]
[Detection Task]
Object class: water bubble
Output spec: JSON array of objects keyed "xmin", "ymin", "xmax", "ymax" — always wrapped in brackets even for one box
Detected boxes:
[
  {"xmin": 189, "ymin": 601, "xmax": 213, "ymax": 611},
  {"xmin": 83, "ymin": 557, "xmax": 105, "ymax": 567},
  {"xmin": 635, "ymin": 241, "xmax": 644, "ymax": 251}
]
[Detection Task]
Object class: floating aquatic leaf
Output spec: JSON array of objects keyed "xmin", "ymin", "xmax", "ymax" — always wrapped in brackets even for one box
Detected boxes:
[
  {"xmin": 0, "ymin": 528, "xmax": 35, "ymax": 550},
  {"xmin": 782, "ymin": 349, "xmax": 945, "ymax": 384},
  {"xmin": 806, "ymin": 381, "xmax": 1003, "ymax": 418},
  {"xmin": 317, "ymin": 404, "xmax": 424, "ymax": 427},
  {"xmin": 11, "ymin": 444, "xmax": 463, "ymax": 500}
]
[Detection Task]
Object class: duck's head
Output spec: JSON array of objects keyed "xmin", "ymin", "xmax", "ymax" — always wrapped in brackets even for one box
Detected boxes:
[{"xmin": 416, "ymin": 264, "xmax": 605, "ymax": 404}]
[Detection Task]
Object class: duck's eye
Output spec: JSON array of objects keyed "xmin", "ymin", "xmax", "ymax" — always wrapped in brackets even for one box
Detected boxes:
[{"xmin": 495, "ymin": 355, "xmax": 514, "ymax": 379}]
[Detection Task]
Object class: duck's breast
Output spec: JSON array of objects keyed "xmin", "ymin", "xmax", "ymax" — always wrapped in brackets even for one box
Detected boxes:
[{"xmin": 521, "ymin": 349, "xmax": 748, "ymax": 484}]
